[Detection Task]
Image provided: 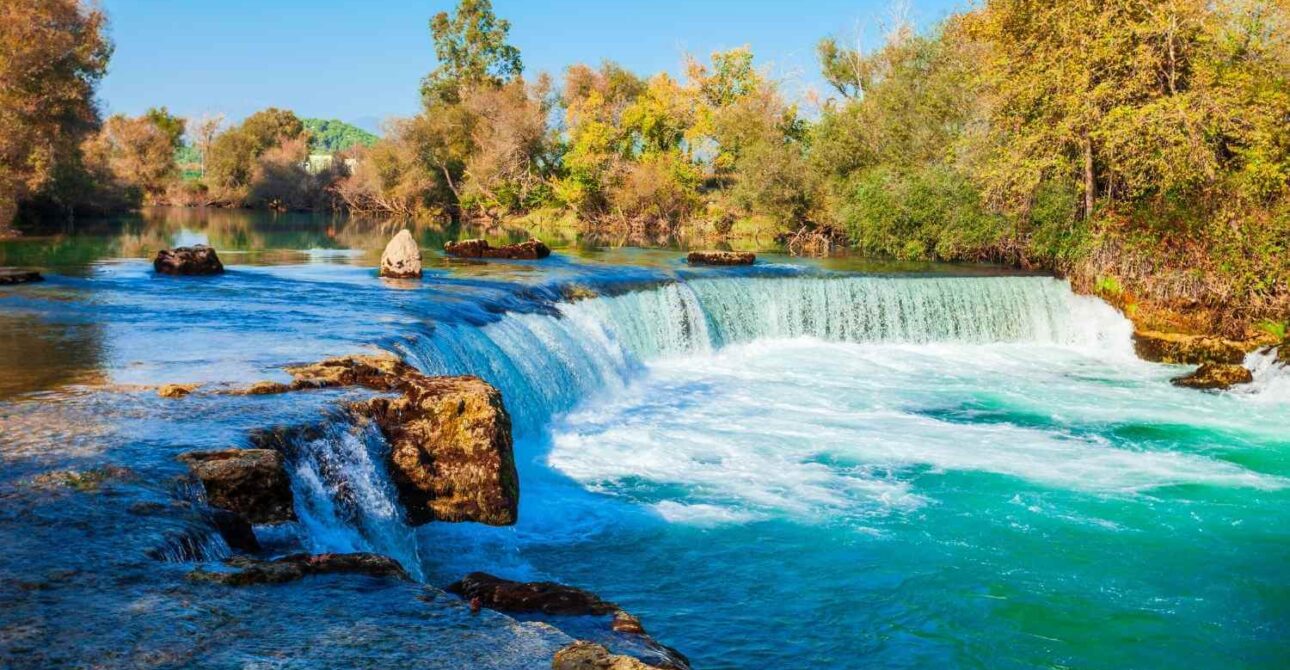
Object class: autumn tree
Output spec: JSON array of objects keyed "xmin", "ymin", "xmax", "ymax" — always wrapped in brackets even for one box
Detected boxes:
[
  {"xmin": 82, "ymin": 113, "xmax": 181, "ymax": 199},
  {"xmin": 0, "ymin": 0, "xmax": 112, "ymax": 228}
]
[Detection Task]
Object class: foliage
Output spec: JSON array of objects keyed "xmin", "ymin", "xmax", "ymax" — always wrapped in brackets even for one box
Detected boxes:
[
  {"xmin": 205, "ymin": 108, "xmax": 307, "ymax": 203},
  {"xmin": 302, "ymin": 118, "xmax": 378, "ymax": 153},
  {"xmin": 420, "ymin": 0, "xmax": 522, "ymax": 105},
  {"xmin": 0, "ymin": 0, "xmax": 113, "ymax": 226},
  {"xmin": 82, "ymin": 113, "xmax": 180, "ymax": 200}
]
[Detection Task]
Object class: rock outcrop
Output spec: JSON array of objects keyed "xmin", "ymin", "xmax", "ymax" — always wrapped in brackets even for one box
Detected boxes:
[
  {"xmin": 451, "ymin": 572, "xmax": 690, "ymax": 669},
  {"xmin": 686, "ymin": 250, "xmax": 755, "ymax": 266},
  {"xmin": 552, "ymin": 642, "xmax": 656, "ymax": 670},
  {"xmin": 207, "ymin": 508, "xmax": 260, "ymax": 553},
  {"xmin": 0, "ymin": 268, "xmax": 43, "ymax": 285},
  {"xmin": 361, "ymin": 375, "xmax": 518, "ymax": 526},
  {"xmin": 178, "ymin": 449, "xmax": 294, "ymax": 523},
  {"xmin": 447, "ymin": 572, "xmax": 619, "ymax": 616},
  {"xmin": 1132, "ymin": 330, "xmax": 1246, "ymax": 364},
  {"xmin": 189, "ymin": 553, "xmax": 409, "ymax": 586},
  {"xmin": 158, "ymin": 383, "xmax": 199, "ymax": 398},
  {"xmin": 259, "ymin": 354, "xmax": 518, "ymax": 526},
  {"xmin": 380, "ymin": 229, "xmax": 423, "ymax": 279},
  {"xmin": 153, "ymin": 245, "xmax": 224, "ymax": 276},
  {"xmin": 444, "ymin": 238, "xmax": 551, "ymax": 260},
  {"xmin": 1171, "ymin": 363, "xmax": 1254, "ymax": 390}
]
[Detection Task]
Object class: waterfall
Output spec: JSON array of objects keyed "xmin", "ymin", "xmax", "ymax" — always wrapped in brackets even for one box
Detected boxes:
[{"xmin": 397, "ymin": 275, "xmax": 1132, "ymax": 433}]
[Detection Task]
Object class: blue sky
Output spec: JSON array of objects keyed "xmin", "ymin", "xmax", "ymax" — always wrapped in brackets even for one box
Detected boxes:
[{"xmin": 99, "ymin": 0, "xmax": 967, "ymax": 132}]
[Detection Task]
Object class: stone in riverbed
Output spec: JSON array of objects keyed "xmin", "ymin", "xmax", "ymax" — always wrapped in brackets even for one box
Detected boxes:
[
  {"xmin": 0, "ymin": 267, "xmax": 43, "ymax": 285},
  {"xmin": 552, "ymin": 642, "xmax": 656, "ymax": 670},
  {"xmin": 158, "ymin": 383, "xmax": 199, "ymax": 398},
  {"xmin": 1171, "ymin": 363, "xmax": 1254, "ymax": 390},
  {"xmin": 444, "ymin": 238, "xmax": 551, "ymax": 260},
  {"xmin": 283, "ymin": 354, "xmax": 414, "ymax": 391},
  {"xmin": 189, "ymin": 552, "xmax": 409, "ymax": 586},
  {"xmin": 1132, "ymin": 330, "xmax": 1246, "ymax": 364},
  {"xmin": 178, "ymin": 449, "xmax": 294, "ymax": 523},
  {"xmin": 380, "ymin": 229, "xmax": 422, "ymax": 278},
  {"xmin": 153, "ymin": 245, "xmax": 224, "ymax": 276},
  {"xmin": 686, "ymin": 250, "xmax": 755, "ymax": 266},
  {"xmin": 447, "ymin": 572, "xmax": 619, "ymax": 616},
  {"xmin": 358, "ymin": 374, "xmax": 518, "ymax": 526},
  {"xmin": 207, "ymin": 508, "xmax": 260, "ymax": 553}
]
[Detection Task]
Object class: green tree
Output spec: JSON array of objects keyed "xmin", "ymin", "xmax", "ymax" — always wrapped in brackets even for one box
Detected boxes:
[{"xmin": 420, "ymin": 0, "xmax": 523, "ymax": 105}]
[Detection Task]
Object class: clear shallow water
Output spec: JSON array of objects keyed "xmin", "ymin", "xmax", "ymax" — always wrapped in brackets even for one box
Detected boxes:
[{"xmin": 2, "ymin": 211, "xmax": 1287, "ymax": 668}]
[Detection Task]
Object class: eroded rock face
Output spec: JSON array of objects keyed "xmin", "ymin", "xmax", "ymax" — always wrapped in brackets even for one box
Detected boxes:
[
  {"xmin": 283, "ymin": 354, "xmax": 414, "ymax": 391},
  {"xmin": 1132, "ymin": 330, "xmax": 1246, "ymax": 364},
  {"xmin": 1171, "ymin": 363, "xmax": 1254, "ymax": 390},
  {"xmin": 380, "ymin": 229, "xmax": 423, "ymax": 278},
  {"xmin": 444, "ymin": 238, "xmax": 551, "ymax": 260},
  {"xmin": 447, "ymin": 572, "xmax": 619, "ymax": 616},
  {"xmin": 153, "ymin": 245, "xmax": 224, "ymax": 276},
  {"xmin": 0, "ymin": 268, "xmax": 43, "ymax": 285},
  {"xmin": 207, "ymin": 509, "xmax": 260, "ymax": 553},
  {"xmin": 552, "ymin": 642, "xmax": 655, "ymax": 670},
  {"xmin": 178, "ymin": 449, "xmax": 294, "ymax": 523},
  {"xmin": 189, "ymin": 553, "xmax": 409, "ymax": 586},
  {"xmin": 360, "ymin": 376, "xmax": 518, "ymax": 526},
  {"xmin": 686, "ymin": 250, "xmax": 755, "ymax": 266}
]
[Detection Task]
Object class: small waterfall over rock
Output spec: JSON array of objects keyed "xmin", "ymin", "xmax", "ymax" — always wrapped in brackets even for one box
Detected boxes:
[{"xmin": 396, "ymin": 275, "xmax": 1132, "ymax": 434}]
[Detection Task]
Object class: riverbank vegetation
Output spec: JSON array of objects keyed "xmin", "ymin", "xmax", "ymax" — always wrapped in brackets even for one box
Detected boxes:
[{"xmin": 3, "ymin": 0, "xmax": 1286, "ymax": 338}]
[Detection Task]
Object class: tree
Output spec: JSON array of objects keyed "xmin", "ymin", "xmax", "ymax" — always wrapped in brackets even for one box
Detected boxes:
[
  {"xmin": 420, "ymin": 0, "xmax": 523, "ymax": 105},
  {"xmin": 188, "ymin": 113, "xmax": 226, "ymax": 177},
  {"xmin": 205, "ymin": 108, "xmax": 307, "ymax": 203},
  {"xmin": 0, "ymin": 0, "xmax": 112, "ymax": 227},
  {"xmin": 82, "ymin": 113, "xmax": 179, "ymax": 198},
  {"xmin": 144, "ymin": 107, "xmax": 186, "ymax": 151}
]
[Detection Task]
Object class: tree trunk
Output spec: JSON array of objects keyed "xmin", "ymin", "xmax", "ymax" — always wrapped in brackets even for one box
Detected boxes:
[{"xmin": 1082, "ymin": 136, "xmax": 1095, "ymax": 222}]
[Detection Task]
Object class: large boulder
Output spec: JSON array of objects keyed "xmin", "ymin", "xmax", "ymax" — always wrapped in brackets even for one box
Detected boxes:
[
  {"xmin": 178, "ymin": 449, "xmax": 295, "ymax": 523},
  {"xmin": 1132, "ymin": 330, "xmax": 1246, "ymax": 364},
  {"xmin": 444, "ymin": 238, "xmax": 551, "ymax": 260},
  {"xmin": 1171, "ymin": 363, "xmax": 1254, "ymax": 390},
  {"xmin": 0, "ymin": 267, "xmax": 43, "ymax": 285},
  {"xmin": 154, "ymin": 245, "xmax": 224, "ymax": 276},
  {"xmin": 189, "ymin": 552, "xmax": 409, "ymax": 586},
  {"xmin": 447, "ymin": 572, "xmax": 619, "ymax": 616},
  {"xmin": 380, "ymin": 229, "xmax": 423, "ymax": 278},
  {"xmin": 686, "ymin": 250, "xmax": 755, "ymax": 266},
  {"xmin": 552, "ymin": 642, "xmax": 656, "ymax": 670},
  {"xmin": 359, "ymin": 375, "xmax": 519, "ymax": 526}
]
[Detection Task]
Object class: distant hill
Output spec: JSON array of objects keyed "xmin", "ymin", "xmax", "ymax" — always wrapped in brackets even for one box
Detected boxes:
[{"xmin": 302, "ymin": 118, "xmax": 379, "ymax": 153}]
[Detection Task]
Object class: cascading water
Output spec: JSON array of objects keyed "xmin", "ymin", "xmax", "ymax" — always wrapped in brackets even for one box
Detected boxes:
[{"xmin": 393, "ymin": 275, "xmax": 1133, "ymax": 434}]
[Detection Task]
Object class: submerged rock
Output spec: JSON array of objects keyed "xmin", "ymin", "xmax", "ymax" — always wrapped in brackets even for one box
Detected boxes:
[
  {"xmin": 26, "ymin": 466, "xmax": 135, "ymax": 493},
  {"xmin": 189, "ymin": 552, "xmax": 409, "ymax": 586},
  {"xmin": 447, "ymin": 572, "xmax": 619, "ymax": 616},
  {"xmin": 686, "ymin": 250, "xmax": 755, "ymax": 266},
  {"xmin": 552, "ymin": 642, "xmax": 656, "ymax": 670},
  {"xmin": 361, "ymin": 375, "xmax": 518, "ymax": 526},
  {"xmin": 153, "ymin": 245, "xmax": 224, "ymax": 276},
  {"xmin": 158, "ymin": 383, "xmax": 200, "ymax": 399},
  {"xmin": 1171, "ymin": 363, "xmax": 1254, "ymax": 390},
  {"xmin": 1132, "ymin": 330, "xmax": 1246, "ymax": 364},
  {"xmin": 178, "ymin": 449, "xmax": 295, "ymax": 523},
  {"xmin": 0, "ymin": 267, "xmax": 43, "ymax": 285},
  {"xmin": 444, "ymin": 238, "xmax": 552, "ymax": 260},
  {"xmin": 207, "ymin": 508, "xmax": 260, "ymax": 553},
  {"xmin": 380, "ymin": 229, "xmax": 423, "ymax": 279},
  {"xmin": 229, "ymin": 380, "xmax": 294, "ymax": 396}
]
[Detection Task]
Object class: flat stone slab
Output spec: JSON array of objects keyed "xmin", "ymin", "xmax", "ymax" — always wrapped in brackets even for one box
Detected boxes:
[{"xmin": 0, "ymin": 268, "xmax": 43, "ymax": 285}]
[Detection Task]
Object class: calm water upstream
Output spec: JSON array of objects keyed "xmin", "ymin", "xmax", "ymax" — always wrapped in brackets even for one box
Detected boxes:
[{"xmin": 1, "ymin": 208, "xmax": 1287, "ymax": 669}]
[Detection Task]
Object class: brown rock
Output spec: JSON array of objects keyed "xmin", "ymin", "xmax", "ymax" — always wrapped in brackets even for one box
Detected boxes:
[
  {"xmin": 178, "ymin": 449, "xmax": 294, "ymax": 523},
  {"xmin": 207, "ymin": 509, "xmax": 260, "ymax": 553},
  {"xmin": 158, "ymin": 384, "xmax": 200, "ymax": 399},
  {"xmin": 611, "ymin": 611, "xmax": 646, "ymax": 635},
  {"xmin": 445, "ymin": 238, "xmax": 552, "ymax": 260},
  {"xmin": 189, "ymin": 552, "xmax": 409, "ymax": 586},
  {"xmin": 0, "ymin": 267, "xmax": 43, "ymax": 285},
  {"xmin": 153, "ymin": 245, "xmax": 224, "ymax": 276},
  {"xmin": 686, "ymin": 250, "xmax": 755, "ymax": 266},
  {"xmin": 1171, "ymin": 363, "xmax": 1254, "ymax": 390},
  {"xmin": 283, "ymin": 354, "xmax": 415, "ymax": 391},
  {"xmin": 360, "ymin": 375, "xmax": 518, "ymax": 526},
  {"xmin": 552, "ymin": 642, "xmax": 655, "ymax": 670},
  {"xmin": 229, "ymin": 380, "xmax": 294, "ymax": 396},
  {"xmin": 380, "ymin": 229, "xmax": 423, "ymax": 278},
  {"xmin": 447, "ymin": 572, "xmax": 618, "ymax": 616},
  {"xmin": 1132, "ymin": 330, "xmax": 1246, "ymax": 364}
]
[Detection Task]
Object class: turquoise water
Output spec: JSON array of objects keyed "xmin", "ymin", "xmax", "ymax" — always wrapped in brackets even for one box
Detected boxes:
[{"xmin": 2, "ymin": 215, "xmax": 1287, "ymax": 668}]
